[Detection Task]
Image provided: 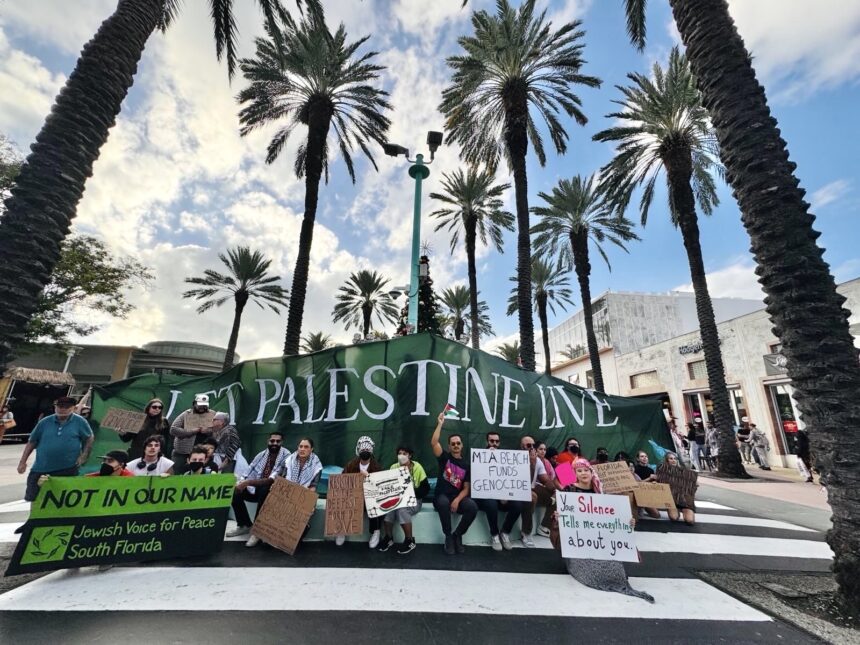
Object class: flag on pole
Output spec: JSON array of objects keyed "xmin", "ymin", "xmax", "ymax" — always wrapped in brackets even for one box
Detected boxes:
[{"xmin": 443, "ymin": 403, "xmax": 459, "ymax": 419}]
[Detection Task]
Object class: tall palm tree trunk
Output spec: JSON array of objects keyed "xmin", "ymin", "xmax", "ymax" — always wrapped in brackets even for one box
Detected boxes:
[
  {"xmin": 670, "ymin": 0, "xmax": 860, "ymax": 603},
  {"xmin": 504, "ymin": 93, "xmax": 536, "ymax": 371},
  {"xmin": 223, "ymin": 293, "xmax": 248, "ymax": 370},
  {"xmin": 0, "ymin": 0, "xmax": 162, "ymax": 369},
  {"xmin": 536, "ymin": 292, "xmax": 552, "ymax": 375},
  {"xmin": 570, "ymin": 231, "xmax": 604, "ymax": 392},
  {"xmin": 465, "ymin": 219, "xmax": 481, "ymax": 349},
  {"xmin": 361, "ymin": 302, "xmax": 372, "ymax": 338},
  {"xmin": 666, "ymin": 152, "xmax": 746, "ymax": 477},
  {"xmin": 283, "ymin": 104, "xmax": 332, "ymax": 355}
]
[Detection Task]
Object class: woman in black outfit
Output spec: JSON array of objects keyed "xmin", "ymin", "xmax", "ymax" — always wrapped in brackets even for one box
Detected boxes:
[{"xmin": 121, "ymin": 398, "xmax": 170, "ymax": 461}]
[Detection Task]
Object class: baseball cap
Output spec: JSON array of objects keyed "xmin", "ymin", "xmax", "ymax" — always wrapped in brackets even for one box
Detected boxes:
[
  {"xmin": 741, "ymin": 416, "xmax": 749, "ymax": 422},
  {"xmin": 99, "ymin": 449, "xmax": 129, "ymax": 465},
  {"xmin": 54, "ymin": 396, "xmax": 77, "ymax": 407},
  {"xmin": 194, "ymin": 394, "xmax": 210, "ymax": 405}
]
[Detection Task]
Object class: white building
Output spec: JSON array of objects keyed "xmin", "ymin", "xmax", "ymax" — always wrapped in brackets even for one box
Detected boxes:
[{"xmin": 552, "ymin": 278, "xmax": 860, "ymax": 467}]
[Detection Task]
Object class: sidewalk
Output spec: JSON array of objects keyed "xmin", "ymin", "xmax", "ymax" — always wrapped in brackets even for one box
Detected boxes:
[{"xmin": 698, "ymin": 465, "xmax": 830, "ymax": 511}]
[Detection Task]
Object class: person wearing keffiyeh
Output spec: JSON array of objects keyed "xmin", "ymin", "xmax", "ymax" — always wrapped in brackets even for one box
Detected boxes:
[
  {"xmin": 283, "ymin": 438, "xmax": 323, "ymax": 489},
  {"xmin": 550, "ymin": 458, "xmax": 655, "ymax": 603}
]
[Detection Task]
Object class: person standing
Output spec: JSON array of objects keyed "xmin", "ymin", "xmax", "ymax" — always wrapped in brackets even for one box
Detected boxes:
[
  {"xmin": 170, "ymin": 394, "xmax": 215, "ymax": 474},
  {"xmin": 127, "ymin": 435, "xmax": 174, "ymax": 476},
  {"xmin": 0, "ymin": 404, "xmax": 14, "ymax": 443},
  {"xmin": 794, "ymin": 429, "xmax": 814, "ymax": 483},
  {"xmin": 122, "ymin": 398, "xmax": 170, "ymax": 461},
  {"xmin": 430, "ymin": 412, "xmax": 478, "ymax": 555},
  {"xmin": 16, "ymin": 396, "xmax": 93, "ymax": 502},
  {"xmin": 211, "ymin": 412, "xmax": 241, "ymax": 473},
  {"xmin": 736, "ymin": 417, "xmax": 753, "ymax": 464},
  {"xmin": 336, "ymin": 436, "xmax": 384, "ymax": 548},
  {"xmin": 749, "ymin": 424, "xmax": 772, "ymax": 471}
]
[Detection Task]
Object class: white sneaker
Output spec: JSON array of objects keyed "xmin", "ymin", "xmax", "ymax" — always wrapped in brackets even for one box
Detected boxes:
[
  {"xmin": 500, "ymin": 532, "xmax": 513, "ymax": 551},
  {"xmin": 521, "ymin": 534, "xmax": 535, "ymax": 548},
  {"xmin": 227, "ymin": 526, "xmax": 250, "ymax": 538},
  {"xmin": 245, "ymin": 535, "xmax": 260, "ymax": 547},
  {"xmin": 536, "ymin": 526, "xmax": 550, "ymax": 537},
  {"xmin": 335, "ymin": 535, "xmax": 346, "ymax": 546},
  {"xmin": 491, "ymin": 535, "xmax": 502, "ymax": 551},
  {"xmin": 369, "ymin": 530, "xmax": 381, "ymax": 549}
]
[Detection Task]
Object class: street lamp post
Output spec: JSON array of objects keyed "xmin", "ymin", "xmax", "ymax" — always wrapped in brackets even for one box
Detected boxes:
[{"xmin": 383, "ymin": 131, "xmax": 443, "ymax": 332}]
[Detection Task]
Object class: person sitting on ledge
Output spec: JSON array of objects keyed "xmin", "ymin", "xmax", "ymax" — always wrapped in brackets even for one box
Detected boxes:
[
  {"xmin": 336, "ymin": 436, "xmax": 384, "ymax": 548},
  {"xmin": 474, "ymin": 432, "xmax": 527, "ymax": 551},
  {"xmin": 431, "ymin": 412, "xmax": 478, "ymax": 556},
  {"xmin": 378, "ymin": 445, "xmax": 428, "ymax": 555}
]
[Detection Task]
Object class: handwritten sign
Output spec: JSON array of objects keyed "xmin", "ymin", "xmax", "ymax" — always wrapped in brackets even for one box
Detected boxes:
[
  {"xmin": 469, "ymin": 449, "xmax": 532, "ymax": 501},
  {"xmin": 557, "ymin": 491, "xmax": 639, "ymax": 562},
  {"xmin": 186, "ymin": 411, "xmax": 216, "ymax": 432},
  {"xmin": 555, "ymin": 462, "xmax": 575, "ymax": 488},
  {"xmin": 656, "ymin": 464, "xmax": 698, "ymax": 509},
  {"xmin": 251, "ymin": 478, "xmax": 318, "ymax": 555},
  {"xmin": 324, "ymin": 474, "xmax": 365, "ymax": 537},
  {"xmin": 363, "ymin": 467, "xmax": 417, "ymax": 518},
  {"xmin": 593, "ymin": 461, "xmax": 638, "ymax": 494},
  {"xmin": 100, "ymin": 408, "xmax": 147, "ymax": 434},
  {"xmin": 633, "ymin": 482, "xmax": 677, "ymax": 512}
]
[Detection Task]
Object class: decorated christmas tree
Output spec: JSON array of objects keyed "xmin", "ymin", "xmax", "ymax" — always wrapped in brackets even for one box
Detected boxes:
[{"xmin": 417, "ymin": 255, "xmax": 443, "ymax": 335}]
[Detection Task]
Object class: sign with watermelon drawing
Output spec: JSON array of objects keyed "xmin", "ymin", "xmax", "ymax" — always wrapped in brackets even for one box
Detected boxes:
[{"xmin": 363, "ymin": 467, "xmax": 417, "ymax": 518}]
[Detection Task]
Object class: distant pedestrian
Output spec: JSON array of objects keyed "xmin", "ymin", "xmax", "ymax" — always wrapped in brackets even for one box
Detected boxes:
[
  {"xmin": 749, "ymin": 424, "xmax": 771, "ymax": 471},
  {"xmin": 0, "ymin": 404, "xmax": 14, "ymax": 442},
  {"xmin": 794, "ymin": 429, "xmax": 814, "ymax": 483},
  {"xmin": 736, "ymin": 417, "xmax": 753, "ymax": 464}
]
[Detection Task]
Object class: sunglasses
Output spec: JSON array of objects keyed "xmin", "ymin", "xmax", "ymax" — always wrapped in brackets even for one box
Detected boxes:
[
  {"xmin": 268, "ymin": 440, "xmax": 282, "ymax": 444},
  {"xmin": 487, "ymin": 438, "xmax": 500, "ymax": 444},
  {"xmin": 150, "ymin": 405, "xmax": 163, "ymax": 410},
  {"xmin": 449, "ymin": 441, "xmax": 462, "ymax": 446},
  {"xmin": 524, "ymin": 444, "xmax": 535, "ymax": 450}
]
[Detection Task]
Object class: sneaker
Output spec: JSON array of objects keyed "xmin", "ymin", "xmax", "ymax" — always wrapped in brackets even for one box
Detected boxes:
[
  {"xmin": 378, "ymin": 535, "xmax": 394, "ymax": 552},
  {"xmin": 536, "ymin": 526, "xmax": 550, "ymax": 538},
  {"xmin": 499, "ymin": 532, "xmax": 513, "ymax": 551},
  {"xmin": 245, "ymin": 535, "xmax": 261, "ymax": 547},
  {"xmin": 444, "ymin": 535, "xmax": 455, "ymax": 555},
  {"xmin": 453, "ymin": 532, "xmax": 465, "ymax": 554},
  {"xmin": 369, "ymin": 530, "xmax": 381, "ymax": 549},
  {"xmin": 397, "ymin": 538, "xmax": 417, "ymax": 555},
  {"xmin": 335, "ymin": 535, "xmax": 346, "ymax": 547},
  {"xmin": 521, "ymin": 534, "xmax": 535, "ymax": 548},
  {"xmin": 97, "ymin": 564, "xmax": 113, "ymax": 572},
  {"xmin": 227, "ymin": 526, "xmax": 250, "ymax": 538},
  {"xmin": 491, "ymin": 535, "xmax": 502, "ymax": 551}
]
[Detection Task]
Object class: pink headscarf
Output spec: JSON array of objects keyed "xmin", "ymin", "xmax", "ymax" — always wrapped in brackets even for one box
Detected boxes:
[{"xmin": 572, "ymin": 458, "xmax": 603, "ymax": 494}]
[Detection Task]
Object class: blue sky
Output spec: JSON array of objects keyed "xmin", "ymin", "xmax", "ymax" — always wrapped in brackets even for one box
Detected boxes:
[{"xmin": 0, "ymin": 0, "xmax": 858, "ymax": 366}]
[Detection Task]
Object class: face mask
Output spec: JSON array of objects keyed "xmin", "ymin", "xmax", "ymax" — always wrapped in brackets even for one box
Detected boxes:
[
  {"xmin": 397, "ymin": 454, "xmax": 409, "ymax": 465},
  {"xmin": 99, "ymin": 463, "xmax": 115, "ymax": 476},
  {"xmin": 189, "ymin": 461, "xmax": 205, "ymax": 472},
  {"xmin": 568, "ymin": 445, "xmax": 577, "ymax": 452},
  {"xmin": 359, "ymin": 451, "xmax": 372, "ymax": 461}
]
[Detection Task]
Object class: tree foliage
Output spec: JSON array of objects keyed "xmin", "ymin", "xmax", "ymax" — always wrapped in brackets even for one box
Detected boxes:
[
  {"xmin": 332, "ymin": 269, "xmax": 399, "ymax": 337},
  {"xmin": 300, "ymin": 330, "xmax": 334, "ymax": 353},
  {"xmin": 439, "ymin": 285, "xmax": 494, "ymax": 341},
  {"xmin": 0, "ymin": 134, "xmax": 22, "ymax": 217}
]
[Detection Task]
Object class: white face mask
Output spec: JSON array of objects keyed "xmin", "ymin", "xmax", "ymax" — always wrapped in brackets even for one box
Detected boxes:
[{"xmin": 397, "ymin": 453, "xmax": 409, "ymax": 465}]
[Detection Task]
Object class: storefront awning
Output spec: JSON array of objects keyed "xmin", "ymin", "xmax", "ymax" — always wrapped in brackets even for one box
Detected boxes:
[{"xmin": 3, "ymin": 367, "xmax": 76, "ymax": 386}]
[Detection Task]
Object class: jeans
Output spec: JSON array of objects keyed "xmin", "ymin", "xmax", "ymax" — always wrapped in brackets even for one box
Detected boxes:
[
  {"xmin": 689, "ymin": 442, "xmax": 703, "ymax": 470},
  {"xmin": 433, "ymin": 492, "xmax": 478, "ymax": 536},
  {"xmin": 753, "ymin": 445, "xmax": 770, "ymax": 468},
  {"xmin": 231, "ymin": 483, "xmax": 273, "ymax": 527},
  {"xmin": 25, "ymin": 465, "xmax": 79, "ymax": 502},
  {"xmin": 475, "ymin": 498, "xmax": 527, "ymax": 536},
  {"xmin": 738, "ymin": 442, "xmax": 752, "ymax": 463},
  {"xmin": 385, "ymin": 501, "xmax": 422, "ymax": 525}
]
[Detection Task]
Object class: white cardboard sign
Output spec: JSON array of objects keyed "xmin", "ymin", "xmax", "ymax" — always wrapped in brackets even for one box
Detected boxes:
[
  {"xmin": 469, "ymin": 449, "xmax": 532, "ymax": 502},
  {"xmin": 557, "ymin": 491, "xmax": 640, "ymax": 562},
  {"xmin": 363, "ymin": 467, "xmax": 418, "ymax": 518}
]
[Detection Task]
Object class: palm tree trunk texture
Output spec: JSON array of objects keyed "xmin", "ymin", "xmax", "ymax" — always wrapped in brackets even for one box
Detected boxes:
[
  {"xmin": 465, "ymin": 219, "xmax": 481, "ymax": 349},
  {"xmin": 665, "ymin": 153, "xmax": 746, "ymax": 478},
  {"xmin": 570, "ymin": 231, "xmax": 604, "ymax": 393},
  {"xmin": 222, "ymin": 293, "xmax": 248, "ymax": 371},
  {"xmin": 504, "ymin": 94, "xmax": 536, "ymax": 372},
  {"xmin": 361, "ymin": 302, "xmax": 372, "ymax": 339},
  {"xmin": 282, "ymin": 104, "xmax": 333, "ymax": 356},
  {"xmin": 537, "ymin": 292, "xmax": 552, "ymax": 375},
  {"xmin": 670, "ymin": 0, "xmax": 860, "ymax": 603},
  {"xmin": 0, "ymin": 0, "xmax": 162, "ymax": 369}
]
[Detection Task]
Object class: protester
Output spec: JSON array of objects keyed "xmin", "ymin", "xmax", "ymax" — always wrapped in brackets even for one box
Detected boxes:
[
  {"xmin": 473, "ymin": 432, "xmax": 527, "ymax": 551},
  {"xmin": 593, "ymin": 446, "xmax": 610, "ymax": 464},
  {"xmin": 0, "ymin": 404, "xmax": 13, "ymax": 442},
  {"xmin": 519, "ymin": 435, "xmax": 556, "ymax": 546},
  {"xmin": 736, "ymin": 417, "xmax": 753, "ymax": 464},
  {"xmin": 86, "ymin": 450, "xmax": 133, "ymax": 477},
  {"xmin": 336, "ymin": 436, "xmax": 384, "ymax": 548},
  {"xmin": 200, "ymin": 437, "xmax": 221, "ymax": 472},
  {"xmin": 184, "ymin": 445, "xmax": 217, "ymax": 475},
  {"xmin": 226, "ymin": 431, "xmax": 290, "ymax": 546},
  {"xmin": 127, "ymin": 435, "xmax": 175, "ymax": 476},
  {"xmin": 623, "ymin": 453, "xmax": 660, "ymax": 519},
  {"xmin": 749, "ymin": 423, "xmax": 771, "ymax": 470},
  {"xmin": 211, "ymin": 412, "xmax": 241, "ymax": 473},
  {"xmin": 170, "ymin": 394, "xmax": 215, "ymax": 473},
  {"xmin": 633, "ymin": 450, "xmax": 656, "ymax": 481},
  {"xmin": 662, "ymin": 452, "xmax": 697, "ymax": 525},
  {"xmin": 795, "ymin": 429, "xmax": 814, "ymax": 483},
  {"xmin": 546, "ymin": 446, "xmax": 560, "ymax": 468},
  {"xmin": 555, "ymin": 437, "xmax": 581, "ymax": 465},
  {"xmin": 379, "ymin": 445, "xmax": 429, "ymax": 555},
  {"xmin": 16, "ymin": 396, "xmax": 94, "ymax": 502},
  {"xmin": 122, "ymin": 398, "xmax": 170, "ymax": 461},
  {"xmin": 550, "ymin": 459, "xmax": 654, "ymax": 603},
  {"xmin": 430, "ymin": 412, "xmax": 478, "ymax": 555},
  {"xmin": 282, "ymin": 437, "xmax": 323, "ymax": 489}
]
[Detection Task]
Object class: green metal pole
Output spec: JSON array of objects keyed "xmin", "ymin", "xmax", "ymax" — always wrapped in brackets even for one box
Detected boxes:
[{"xmin": 407, "ymin": 154, "xmax": 429, "ymax": 331}]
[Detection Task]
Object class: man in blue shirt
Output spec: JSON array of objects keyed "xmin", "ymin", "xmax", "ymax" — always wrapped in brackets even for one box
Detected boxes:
[{"xmin": 16, "ymin": 396, "xmax": 94, "ymax": 501}]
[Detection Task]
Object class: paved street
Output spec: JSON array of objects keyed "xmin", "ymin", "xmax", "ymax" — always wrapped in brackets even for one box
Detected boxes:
[{"xmin": 0, "ymin": 442, "xmax": 835, "ymax": 645}]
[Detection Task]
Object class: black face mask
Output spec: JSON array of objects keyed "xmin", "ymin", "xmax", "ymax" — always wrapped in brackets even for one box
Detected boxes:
[
  {"xmin": 99, "ymin": 463, "xmax": 115, "ymax": 477},
  {"xmin": 359, "ymin": 451, "xmax": 372, "ymax": 461},
  {"xmin": 568, "ymin": 445, "xmax": 578, "ymax": 453},
  {"xmin": 188, "ymin": 461, "xmax": 205, "ymax": 472}
]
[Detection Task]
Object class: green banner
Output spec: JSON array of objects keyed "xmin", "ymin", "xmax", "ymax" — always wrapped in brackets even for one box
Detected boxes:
[
  {"xmin": 6, "ymin": 474, "xmax": 235, "ymax": 575},
  {"xmin": 89, "ymin": 334, "xmax": 670, "ymax": 475}
]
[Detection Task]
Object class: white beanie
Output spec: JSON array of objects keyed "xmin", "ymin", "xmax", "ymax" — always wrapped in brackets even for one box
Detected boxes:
[{"xmin": 355, "ymin": 435, "xmax": 375, "ymax": 456}]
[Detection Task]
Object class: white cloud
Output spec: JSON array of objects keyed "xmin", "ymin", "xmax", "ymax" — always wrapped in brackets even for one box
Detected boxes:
[
  {"xmin": 810, "ymin": 179, "xmax": 851, "ymax": 211},
  {"xmin": 673, "ymin": 260, "xmax": 765, "ymax": 300}
]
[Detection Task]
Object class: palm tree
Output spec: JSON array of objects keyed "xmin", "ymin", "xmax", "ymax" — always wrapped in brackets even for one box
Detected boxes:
[
  {"xmin": 439, "ymin": 285, "xmax": 494, "ymax": 342},
  {"xmin": 300, "ymin": 330, "xmax": 333, "ymax": 354},
  {"xmin": 0, "ymin": 1, "xmax": 314, "ymax": 370},
  {"xmin": 531, "ymin": 174, "xmax": 639, "ymax": 391},
  {"xmin": 183, "ymin": 247, "xmax": 289, "ymax": 370},
  {"xmin": 624, "ymin": 3, "xmax": 860, "ymax": 605},
  {"xmin": 332, "ymin": 270, "xmax": 399, "ymax": 338},
  {"xmin": 238, "ymin": 13, "xmax": 391, "ymax": 357},
  {"xmin": 440, "ymin": 0, "xmax": 600, "ymax": 372},
  {"xmin": 429, "ymin": 168, "xmax": 513, "ymax": 349},
  {"xmin": 593, "ymin": 48, "xmax": 743, "ymax": 477},
  {"xmin": 495, "ymin": 340, "xmax": 521, "ymax": 366},
  {"xmin": 506, "ymin": 257, "xmax": 575, "ymax": 375}
]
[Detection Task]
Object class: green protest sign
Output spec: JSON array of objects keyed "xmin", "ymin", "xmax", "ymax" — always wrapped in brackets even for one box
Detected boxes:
[
  {"xmin": 6, "ymin": 474, "xmax": 235, "ymax": 575},
  {"xmin": 88, "ymin": 334, "xmax": 670, "ymax": 477}
]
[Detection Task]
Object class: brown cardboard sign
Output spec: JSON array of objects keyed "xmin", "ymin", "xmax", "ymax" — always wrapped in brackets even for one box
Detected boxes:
[
  {"xmin": 593, "ymin": 461, "xmax": 638, "ymax": 494},
  {"xmin": 251, "ymin": 478, "xmax": 318, "ymax": 555},
  {"xmin": 633, "ymin": 482, "xmax": 678, "ymax": 512},
  {"xmin": 185, "ymin": 411, "xmax": 216, "ymax": 432},
  {"xmin": 656, "ymin": 464, "xmax": 698, "ymax": 509},
  {"xmin": 100, "ymin": 408, "xmax": 148, "ymax": 434},
  {"xmin": 324, "ymin": 473, "xmax": 365, "ymax": 537}
]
